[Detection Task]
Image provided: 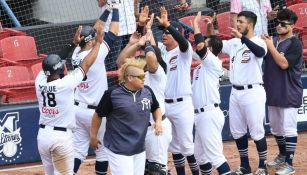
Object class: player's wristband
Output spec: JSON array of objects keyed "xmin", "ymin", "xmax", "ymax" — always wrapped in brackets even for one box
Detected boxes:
[
  {"xmin": 194, "ymin": 33, "xmax": 204, "ymax": 45},
  {"xmin": 144, "ymin": 41, "xmax": 155, "ymax": 55}
]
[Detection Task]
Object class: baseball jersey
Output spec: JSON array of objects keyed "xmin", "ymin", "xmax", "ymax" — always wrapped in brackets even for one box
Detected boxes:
[
  {"xmin": 144, "ymin": 65, "xmax": 167, "ymax": 121},
  {"xmin": 101, "ymin": 0, "xmax": 136, "ymax": 36},
  {"xmin": 231, "ymin": 0, "xmax": 272, "ymax": 36},
  {"xmin": 72, "ymin": 41, "xmax": 110, "ymax": 106},
  {"xmin": 222, "ymin": 37, "xmax": 267, "ymax": 85},
  {"xmin": 35, "ymin": 67, "xmax": 85, "ymax": 129},
  {"xmin": 192, "ymin": 50, "xmax": 223, "ymax": 108},
  {"xmin": 158, "ymin": 42, "xmax": 193, "ymax": 98}
]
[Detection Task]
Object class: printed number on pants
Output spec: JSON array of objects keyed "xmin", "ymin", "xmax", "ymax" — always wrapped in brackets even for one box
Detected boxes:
[{"xmin": 41, "ymin": 92, "xmax": 57, "ymax": 107}]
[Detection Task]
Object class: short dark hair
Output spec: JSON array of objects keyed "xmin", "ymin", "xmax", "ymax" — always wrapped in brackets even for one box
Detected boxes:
[
  {"xmin": 207, "ymin": 35, "xmax": 223, "ymax": 56},
  {"xmin": 237, "ymin": 11, "xmax": 257, "ymax": 27},
  {"xmin": 277, "ymin": 9, "xmax": 298, "ymax": 24}
]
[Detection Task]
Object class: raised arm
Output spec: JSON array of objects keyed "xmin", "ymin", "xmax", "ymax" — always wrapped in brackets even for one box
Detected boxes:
[
  {"xmin": 229, "ymin": 27, "xmax": 266, "ymax": 58},
  {"xmin": 156, "ymin": 6, "xmax": 189, "ymax": 52},
  {"xmin": 193, "ymin": 11, "xmax": 207, "ymax": 59},
  {"xmin": 116, "ymin": 32, "xmax": 142, "ymax": 67},
  {"xmin": 80, "ymin": 21, "xmax": 103, "ymax": 73}
]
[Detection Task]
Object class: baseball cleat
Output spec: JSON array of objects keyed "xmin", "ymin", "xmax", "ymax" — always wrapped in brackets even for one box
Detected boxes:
[
  {"xmin": 267, "ymin": 154, "xmax": 286, "ymax": 169},
  {"xmin": 255, "ymin": 168, "xmax": 268, "ymax": 175},
  {"xmin": 232, "ymin": 166, "xmax": 253, "ymax": 175},
  {"xmin": 274, "ymin": 163, "xmax": 295, "ymax": 175}
]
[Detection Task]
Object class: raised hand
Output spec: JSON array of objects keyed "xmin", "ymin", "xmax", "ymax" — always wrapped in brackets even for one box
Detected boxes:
[
  {"xmin": 156, "ymin": 6, "xmax": 170, "ymax": 28},
  {"xmin": 94, "ymin": 20, "xmax": 104, "ymax": 43},
  {"xmin": 228, "ymin": 27, "xmax": 242, "ymax": 38},
  {"xmin": 146, "ymin": 13, "xmax": 154, "ymax": 31},
  {"xmin": 261, "ymin": 34, "xmax": 274, "ymax": 48},
  {"xmin": 129, "ymin": 32, "xmax": 141, "ymax": 44},
  {"xmin": 73, "ymin": 26, "xmax": 83, "ymax": 45},
  {"xmin": 139, "ymin": 5, "xmax": 149, "ymax": 26}
]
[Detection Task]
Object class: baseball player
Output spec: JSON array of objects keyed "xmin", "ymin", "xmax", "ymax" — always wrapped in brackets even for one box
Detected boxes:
[
  {"xmin": 116, "ymin": 10, "xmax": 172, "ymax": 173},
  {"xmin": 72, "ymin": 2, "xmax": 119, "ymax": 175},
  {"xmin": 35, "ymin": 21, "xmax": 104, "ymax": 175},
  {"xmin": 157, "ymin": 6, "xmax": 199, "ymax": 175},
  {"xmin": 192, "ymin": 12, "xmax": 233, "ymax": 175},
  {"xmin": 90, "ymin": 58, "xmax": 163, "ymax": 175},
  {"xmin": 210, "ymin": 11, "xmax": 268, "ymax": 175},
  {"xmin": 262, "ymin": 9, "xmax": 303, "ymax": 175}
]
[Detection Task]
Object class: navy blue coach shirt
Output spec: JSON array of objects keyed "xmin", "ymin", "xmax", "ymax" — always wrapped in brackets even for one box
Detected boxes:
[
  {"xmin": 96, "ymin": 83, "xmax": 159, "ymax": 156},
  {"xmin": 263, "ymin": 36, "xmax": 303, "ymax": 108}
]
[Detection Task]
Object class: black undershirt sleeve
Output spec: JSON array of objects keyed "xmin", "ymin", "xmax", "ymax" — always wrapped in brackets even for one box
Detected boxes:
[
  {"xmin": 284, "ymin": 38, "xmax": 303, "ymax": 68},
  {"xmin": 167, "ymin": 25, "xmax": 189, "ymax": 52},
  {"xmin": 241, "ymin": 36, "xmax": 266, "ymax": 57},
  {"xmin": 96, "ymin": 88, "xmax": 114, "ymax": 117}
]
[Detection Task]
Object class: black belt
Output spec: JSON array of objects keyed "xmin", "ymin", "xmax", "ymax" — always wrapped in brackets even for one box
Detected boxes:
[
  {"xmin": 148, "ymin": 115, "xmax": 166, "ymax": 126},
  {"xmin": 194, "ymin": 103, "xmax": 219, "ymax": 114},
  {"xmin": 232, "ymin": 84, "xmax": 263, "ymax": 90},
  {"xmin": 164, "ymin": 97, "xmax": 183, "ymax": 103},
  {"xmin": 74, "ymin": 101, "xmax": 97, "ymax": 110},
  {"xmin": 39, "ymin": 124, "xmax": 67, "ymax": 132}
]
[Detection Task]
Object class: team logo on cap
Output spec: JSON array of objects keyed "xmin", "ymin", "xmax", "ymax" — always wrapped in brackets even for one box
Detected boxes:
[{"xmin": 0, "ymin": 112, "xmax": 23, "ymax": 164}]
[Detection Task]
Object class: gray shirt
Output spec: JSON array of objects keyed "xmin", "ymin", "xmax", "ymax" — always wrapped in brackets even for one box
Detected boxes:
[{"xmin": 96, "ymin": 83, "xmax": 159, "ymax": 156}]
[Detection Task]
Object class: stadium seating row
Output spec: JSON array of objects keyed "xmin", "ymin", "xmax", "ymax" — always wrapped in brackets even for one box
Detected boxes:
[{"xmin": 0, "ymin": 29, "xmax": 46, "ymax": 104}]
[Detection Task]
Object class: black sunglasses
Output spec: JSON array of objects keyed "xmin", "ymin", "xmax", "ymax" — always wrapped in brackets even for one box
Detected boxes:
[{"xmin": 276, "ymin": 20, "xmax": 293, "ymax": 27}]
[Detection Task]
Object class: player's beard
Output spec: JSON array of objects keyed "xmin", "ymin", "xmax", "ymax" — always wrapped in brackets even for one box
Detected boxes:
[{"xmin": 241, "ymin": 28, "xmax": 249, "ymax": 36}]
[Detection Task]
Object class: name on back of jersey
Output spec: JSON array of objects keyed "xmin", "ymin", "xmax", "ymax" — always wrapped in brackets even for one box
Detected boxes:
[{"xmin": 39, "ymin": 85, "xmax": 57, "ymax": 93}]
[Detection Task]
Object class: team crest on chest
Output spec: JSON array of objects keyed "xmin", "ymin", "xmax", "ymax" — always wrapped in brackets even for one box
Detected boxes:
[
  {"xmin": 169, "ymin": 56, "xmax": 178, "ymax": 71},
  {"xmin": 241, "ymin": 50, "xmax": 251, "ymax": 63},
  {"xmin": 141, "ymin": 98, "xmax": 151, "ymax": 111}
]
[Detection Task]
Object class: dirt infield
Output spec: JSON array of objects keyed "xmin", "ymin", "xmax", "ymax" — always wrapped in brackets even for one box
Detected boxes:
[{"xmin": 1, "ymin": 132, "xmax": 306, "ymax": 175}]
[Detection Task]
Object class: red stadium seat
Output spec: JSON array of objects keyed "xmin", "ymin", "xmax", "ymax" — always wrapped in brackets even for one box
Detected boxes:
[
  {"xmin": 286, "ymin": 0, "xmax": 303, "ymax": 6},
  {"xmin": 0, "ymin": 66, "xmax": 36, "ymax": 104},
  {"xmin": 0, "ymin": 28, "xmax": 26, "ymax": 40},
  {"xmin": 216, "ymin": 12, "xmax": 232, "ymax": 40},
  {"xmin": 31, "ymin": 62, "xmax": 42, "ymax": 78},
  {"xmin": 287, "ymin": 3, "xmax": 307, "ymax": 33},
  {"xmin": 0, "ymin": 66, "xmax": 34, "ymax": 89},
  {"xmin": 0, "ymin": 36, "xmax": 44, "ymax": 66}
]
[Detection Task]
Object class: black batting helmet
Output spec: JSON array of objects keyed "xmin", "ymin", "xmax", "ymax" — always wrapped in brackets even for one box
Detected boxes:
[
  {"xmin": 79, "ymin": 25, "xmax": 97, "ymax": 48},
  {"xmin": 42, "ymin": 54, "xmax": 65, "ymax": 77}
]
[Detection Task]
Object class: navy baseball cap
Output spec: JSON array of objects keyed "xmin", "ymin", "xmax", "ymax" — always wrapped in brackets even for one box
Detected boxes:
[{"xmin": 159, "ymin": 21, "xmax": 183, "ymax": 33}]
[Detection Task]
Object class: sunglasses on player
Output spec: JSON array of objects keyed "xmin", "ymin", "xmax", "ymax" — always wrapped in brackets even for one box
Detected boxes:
[
  {"xmin": 129, "ymin": 74, "xmax": 145, "ymax": 81},
  {"xmin": 276, "ymin": 20, "xmax": 293, "ymax": 27}
]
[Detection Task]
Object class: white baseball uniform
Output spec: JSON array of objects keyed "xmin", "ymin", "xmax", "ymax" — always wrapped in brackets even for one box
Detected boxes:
[
  {"xmin": 144, "ymin": 65, "xmax": 172, "ymax": 166},
  {"xmin": 72, "ymin": 41, "xmax": 110, "ymax": 162},
  {"xmin": 192, "ymin": 49, "xmax": 227, "ymax": 168},
  {"xmin": 222, "ymin": 37, "xmax": 267, "ymax": 140},
  {"xmin": 35, "ymin": 67, "xmax": 85, "ymax": 175},
  {"xmin": 158, "ymin": 42, "xmax": 194, "ymax": 156}
]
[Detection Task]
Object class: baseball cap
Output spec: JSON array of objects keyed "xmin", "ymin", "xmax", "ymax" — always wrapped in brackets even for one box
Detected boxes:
[{"xmin": 159, "ymin": 21, "xmax": 183, "ymax": 33}]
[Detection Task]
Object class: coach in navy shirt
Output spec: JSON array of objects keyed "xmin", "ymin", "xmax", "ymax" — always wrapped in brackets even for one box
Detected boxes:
[
  {"xmin": 262, "ymin": 9, "xmax": 303, "ymax": 175},
  {"xmin": 90, "ymin": 58, "xmax": 162, "ymax": 175}
]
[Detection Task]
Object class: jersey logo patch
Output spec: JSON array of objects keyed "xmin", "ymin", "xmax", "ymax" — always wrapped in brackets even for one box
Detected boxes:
[
  {"xmin": 169, "ymin": 56, "xmax": 178, "ymax": 71},
  {"xmin": 78, "ymin": 82, "xmax": 89, "ymax": 90},
  {"xmin": 141, "ymin": 98, "xmax": 151, "ymax": 111},
  {"xmin": 241, "ymin": 50, "xmax": 251, "ymax": 63}
]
